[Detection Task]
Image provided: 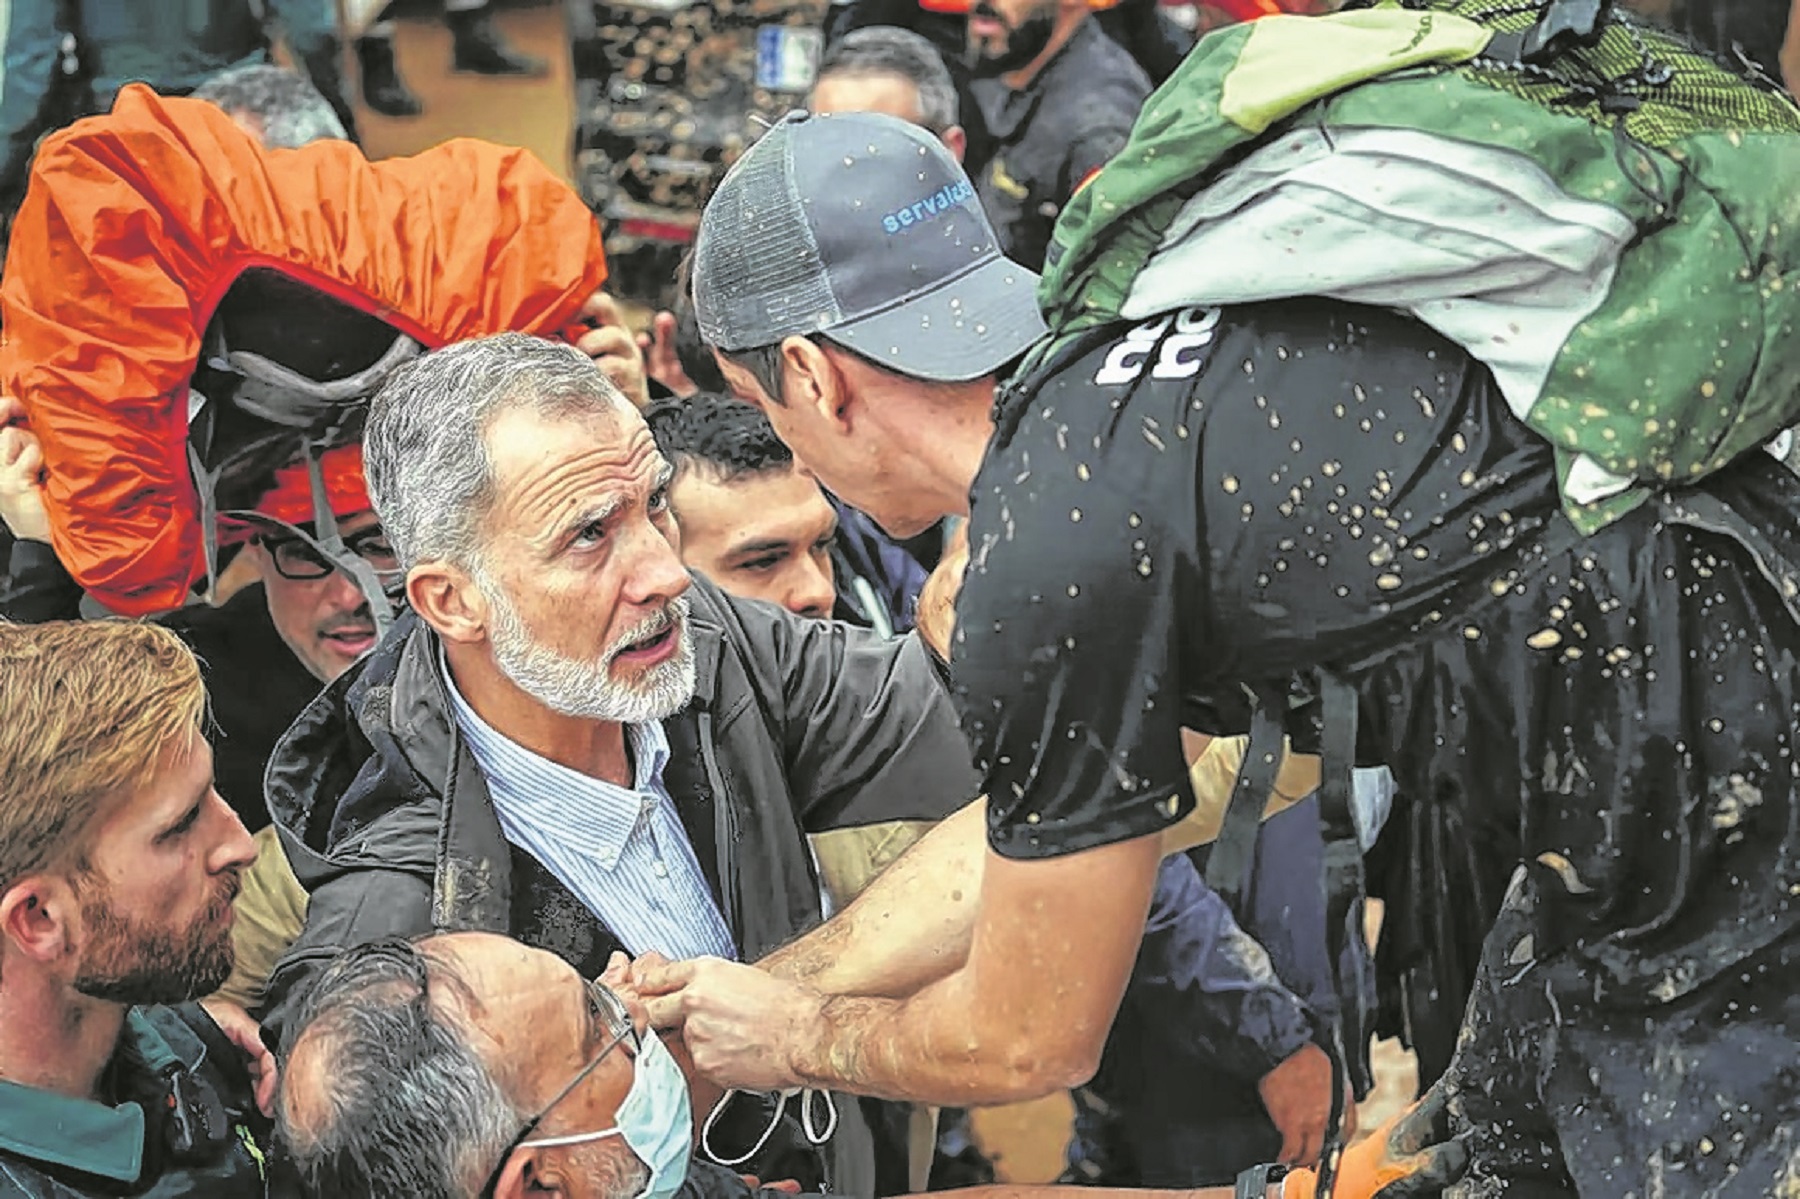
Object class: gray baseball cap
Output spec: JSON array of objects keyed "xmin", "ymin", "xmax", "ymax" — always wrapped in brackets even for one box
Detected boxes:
[{"xmin": 693, "ymin": 110, "xmax": 1047, "ymax": 383}]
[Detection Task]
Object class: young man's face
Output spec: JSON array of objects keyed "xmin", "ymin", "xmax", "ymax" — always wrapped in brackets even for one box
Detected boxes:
[
  {"xmin": 670, "ymin": 463, "xmax": 838, "ymax": 619},
  {"xmin": 248, "ymin": 509, "xmax": 388, "ymax": 684},
  {"xmin": 465, "ymin": 404, "xmax": 696, "ymax": 723},
  {"xmin": 69, "ymin": 732, "xmax": 258, "ymax": 1005}
]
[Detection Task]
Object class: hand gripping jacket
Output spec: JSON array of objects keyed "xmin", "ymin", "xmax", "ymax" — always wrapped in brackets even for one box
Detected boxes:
[{"xmin": 0, "ymin": 85, "xmax": 608, "ymax": 615}]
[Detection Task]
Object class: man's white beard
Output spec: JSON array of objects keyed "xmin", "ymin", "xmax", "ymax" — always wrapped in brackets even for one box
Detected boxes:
[{"xmin": 478, "ymin": 571, "xmax": 697, "ymax": 724}]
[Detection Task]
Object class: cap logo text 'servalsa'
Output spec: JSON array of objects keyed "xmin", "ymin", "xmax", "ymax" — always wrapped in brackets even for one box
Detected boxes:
[{"xmin": 882, "ymin": 179, "xmax": 976, "ymax": 234}]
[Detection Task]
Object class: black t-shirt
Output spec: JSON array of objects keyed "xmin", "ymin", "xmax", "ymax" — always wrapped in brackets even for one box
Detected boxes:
[
  {"xmin": 953, "ymin": 295, "xmax": 1798, "ymax": 979},
  {"xmin": 954, "ymin": 298, "xmax": 1570, "ymax": 858},
  {"xmin": 951, "ymin": 297, "xmax": 1800, "ymax": 1189}
]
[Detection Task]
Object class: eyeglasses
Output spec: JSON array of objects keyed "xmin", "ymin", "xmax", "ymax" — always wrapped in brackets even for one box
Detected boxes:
[
  {"xmin": 259, "ymin": 526, "xmax": 399, "ymax": 583},
  {"xmin": 478, "ymin": 979, "xmax": 640, "ymax": 1199}
]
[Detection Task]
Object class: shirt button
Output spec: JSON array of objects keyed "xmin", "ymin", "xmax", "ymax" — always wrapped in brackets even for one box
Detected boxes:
[{"xmin": 653, "ymin": 859, "xmax": 669, "ymax": 879}]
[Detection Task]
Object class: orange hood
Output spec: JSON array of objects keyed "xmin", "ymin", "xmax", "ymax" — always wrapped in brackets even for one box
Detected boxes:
[{"xmin": 0, "ymin": 85, "xmax": 606, "ymax": 614}]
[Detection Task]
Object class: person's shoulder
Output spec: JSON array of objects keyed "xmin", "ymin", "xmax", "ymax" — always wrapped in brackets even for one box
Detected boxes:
[
  {"xmin": 996, "ymin": 310, "xmax": 1227, "ymax": 441},
  {"xmin": 1064, "ymin": 19, "xmax": 1152, "ymax": 106}
]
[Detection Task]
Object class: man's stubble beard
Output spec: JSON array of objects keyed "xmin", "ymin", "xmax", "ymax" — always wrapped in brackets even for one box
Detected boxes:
[
  {"xmin": 71, "ymin": 872, "xmax": 238, "ymax": 1006},
  {"xmin": 967, "ymin": 1, "xmax": 1059, "ymax": 76},
  {"xmin": 476, "ymin": 566, "xmax": 698, "ymax": 725}
]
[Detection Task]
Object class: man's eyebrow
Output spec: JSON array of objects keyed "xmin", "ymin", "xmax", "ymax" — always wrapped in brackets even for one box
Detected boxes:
[
  {"xmin": 727, "ymin": 537, "xmax": 796, "ymax": 559},
  {"xmin": 565, "ymin": 496, "xmax": 623, "ymax": 535}
]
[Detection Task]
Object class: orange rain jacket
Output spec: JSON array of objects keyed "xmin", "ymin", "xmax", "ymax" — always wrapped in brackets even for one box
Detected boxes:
[{"xmin": 0, "ymin": 85, "xmax": 606, "ymax": 615}]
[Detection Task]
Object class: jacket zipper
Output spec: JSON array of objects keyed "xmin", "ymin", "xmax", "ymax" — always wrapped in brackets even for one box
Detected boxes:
[{"xmin": 695, "ymin": 709, "xmax": 742, "ymax": 942}]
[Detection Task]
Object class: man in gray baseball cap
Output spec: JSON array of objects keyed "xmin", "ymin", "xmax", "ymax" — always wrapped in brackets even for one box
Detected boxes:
[
  {"xmin": 694, "ymin": 109, "xmax": 1045, "ymax": 539},
  {"xmin": 639, "ymin": 97, "xmax": 1579, "ymax": 1199}
]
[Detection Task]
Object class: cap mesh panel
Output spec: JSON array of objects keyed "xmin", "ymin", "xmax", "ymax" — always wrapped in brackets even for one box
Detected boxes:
[{"xmin": 694, "ymin": 130, "xmax": 840, "ymax": 351}]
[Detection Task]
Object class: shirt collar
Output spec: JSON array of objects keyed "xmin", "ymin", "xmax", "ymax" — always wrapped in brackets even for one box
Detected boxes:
[
  {"xmin": 439, "ymin": 653, "xmax": 671, "ymax": 865},
  {"xmin": 0, "ymin": 1009, "xmax": 195, "ymax": 1183}
]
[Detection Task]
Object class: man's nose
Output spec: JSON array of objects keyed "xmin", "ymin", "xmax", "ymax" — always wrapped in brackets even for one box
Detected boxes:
[
  {"xmin": 323, "ymin": 561, "xmax": 368, "ymax": 609},
  {"xmin": 622, "ymin": 522, "xmax": 694, "ymax": 608},
  {"xmin": 788, "ymin": 557, "xmax": 837, "ymax": 620},
  {"xmin": 206, "ymin": 790, "xmax": 260, "ymax": 875}
]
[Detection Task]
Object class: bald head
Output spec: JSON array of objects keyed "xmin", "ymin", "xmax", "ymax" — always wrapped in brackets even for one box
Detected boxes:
[{"xmin": 279, "ymin": 934, "xmax": 643, "ymax": 1199}]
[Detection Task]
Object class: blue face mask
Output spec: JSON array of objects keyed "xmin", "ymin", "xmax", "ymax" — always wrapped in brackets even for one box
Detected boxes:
[{"xmin": 518, "ymin": 1028, "xmax": 693, "ymax": 1199}]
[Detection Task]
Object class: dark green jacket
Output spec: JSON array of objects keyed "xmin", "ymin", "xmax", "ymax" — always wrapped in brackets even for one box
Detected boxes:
[{"xmin": 0, "ymin": 1004, "xmax": 268, "ymax": 1197}]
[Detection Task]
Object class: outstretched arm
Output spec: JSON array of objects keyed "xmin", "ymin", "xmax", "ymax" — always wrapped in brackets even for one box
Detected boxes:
[
  {"xmin": 761, "ymin": 796, "xmax": 987, "ymax": 996},
  {"xmin": 641, "ymin": 830, "xmax": 1164, "ymax": 1106}
]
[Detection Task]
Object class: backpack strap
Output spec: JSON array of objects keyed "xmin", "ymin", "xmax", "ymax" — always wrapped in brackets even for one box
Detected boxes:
[
  {"xmin": 186, "ymin": 440, "xmax": 227, "ymax": 605},
  {"xmin": 1481, "ymin": 0, "xmax": 1608, "ymax": 65},
  {"xmin": 1201, "ymin": 681, "xmax": 1289, "ymax": 906},
  {"xmin": 1310, "ymin": 670, "xmax": 1368, "ymax": 1198},
  {"xmin": 302, "ymin": 439, "xmax": 395, "ymax": 639}
]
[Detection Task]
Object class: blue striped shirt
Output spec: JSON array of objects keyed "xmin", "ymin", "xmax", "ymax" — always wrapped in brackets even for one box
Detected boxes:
[{"xmin": 443, "ymin": 662, "xmax": 737, "ymax": 962}]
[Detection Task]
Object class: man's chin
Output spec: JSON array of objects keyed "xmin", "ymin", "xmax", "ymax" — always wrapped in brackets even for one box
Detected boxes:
[{"xmin": 875, "ymin": 509, "xmax": 940, "ymax": 541}]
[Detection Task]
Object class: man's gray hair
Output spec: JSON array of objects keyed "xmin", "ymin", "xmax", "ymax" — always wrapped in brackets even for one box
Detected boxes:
[
  {"xmin": 365, "ymin": 333, "xmax": 630, "ymax": 572},
  {"xmin": 817, "ymin": 27, "xmax": 960, "ymax": 132},
  {"xmin": 191, "ymin": 64, "xmax": 348, "ymax": 148},
  {"xmin": 276, "ymin": 939, "xmax": 522, "ymax": 1198}
]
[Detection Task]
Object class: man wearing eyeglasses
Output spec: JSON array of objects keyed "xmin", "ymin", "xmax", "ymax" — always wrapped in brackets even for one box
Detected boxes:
[
  {"xmin": 0, "ymin": 414, "xmax": 387, "ymax": 835},
  {"xmin": 279, "ymin": 934, "xmax": 676, "ymax": 1199},
  {"xmin": 278, "ymin": 933, "xmax": 1455, "ymax": 1199},
  {"xmin": 0, "ymin": 430, "xmax": 390, "ymax": 798}
]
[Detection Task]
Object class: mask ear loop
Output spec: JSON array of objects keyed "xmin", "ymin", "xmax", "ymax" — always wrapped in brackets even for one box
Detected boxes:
[
  {"xmin": 799, "ymin": 1088, "xmax": 838, "ymax": 1145},
  {"xmin": 519, "ymin": 1128, "xmax": 625, "ymax": 1150},
  {"xmin": 700, "ymin": 1089, "xmax": 788, "ymax": 1167}
]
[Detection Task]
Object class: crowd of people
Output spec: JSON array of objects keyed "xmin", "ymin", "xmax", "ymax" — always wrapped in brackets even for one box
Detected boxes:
[{"xmin": 2, "ymin": 0, "xmax": 1799, "ymax": 1197}]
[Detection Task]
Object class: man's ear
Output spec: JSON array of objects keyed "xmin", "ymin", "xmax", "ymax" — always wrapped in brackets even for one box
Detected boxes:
[
  {"xmin": 493, "ymin": 1150, "xmax": 563, "ymax": 1198},
  {"xmin": 782, "ymin": 336, "xmax": 851, "ymax": 433},
  {"xmin": 406, "ymin": 562, "xmax": 488, "ymax": 647},
  {"xmin": 943, "ymin": 125, "xmax": 968, "ymax": 165},
  {"xmin": 0, "ymin": 876, "xmax": 78, "ymax": 967}
]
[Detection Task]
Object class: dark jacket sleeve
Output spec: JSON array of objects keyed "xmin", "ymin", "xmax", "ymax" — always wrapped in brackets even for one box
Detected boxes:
[
  {"xmin": 1128, "ymin": 855, "xmax": 1316, "ymax": 1083},
  {"xmin": 0, "ymin": 538, "xmax": 84, "ymax": 622},
  {"xmin": 717, "ymin": 582, "xmax": 981, "ymax": 832},
  {"xmin": 257, "ymin": 865, "xmax": 435, "ymax": 1044}
]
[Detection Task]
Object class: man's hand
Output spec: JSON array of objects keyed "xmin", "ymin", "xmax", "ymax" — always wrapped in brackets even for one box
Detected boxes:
[
  {"xmin": 638, "ymin": 310, "xmax": 698, "ymax": 398},
  {"xmin": 602, "ymin": 950, "xmax": 729, "ymax": 1130},
  {"xmin": 1258, "ymin": 1042, "xmax": 1340, "ymax": 1167},
  {"xmin": 198, "ymin": 997, "xmax": 279, "ymax": 1118},
  {"xmin": 0, "ymin": 396, "xmax": 52, "ymax": 544},
  {"xmin": 635, "ymin": 956, "xmax": 822, "ymax": 1092},
  {"xmin": 1277, "ymin": 1079, "xmax": 1467, "ymax": 1199},
  {"xmin": 573, "ymin": 291, "xmax": 651, "ymax": 409}
]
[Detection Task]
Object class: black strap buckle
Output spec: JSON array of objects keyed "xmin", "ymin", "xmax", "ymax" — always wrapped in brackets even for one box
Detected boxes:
[
  {"xmin": 1235, "ymin": 1161, "xmax": 1291, "ymax": 1199},
  {"xmin": 1484, "ymin": 0, "xmax": 1608, "ymax": 65}
]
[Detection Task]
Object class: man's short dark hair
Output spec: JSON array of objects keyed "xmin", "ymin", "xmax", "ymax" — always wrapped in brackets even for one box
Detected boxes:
[
  {"xmin": 817, "ymin": 27, "xmax": 961, "ymax": 132},
  {"xmin": 276, "ymin": 938, "xmax": 521, "ymax": 1199},
  {"xmin": 646, "ymin": 392, "xmax": 794, "ymax": 484},
  {"xmin": 191, "ymin": 64, "xmax": 348, "ymax": 148}
]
